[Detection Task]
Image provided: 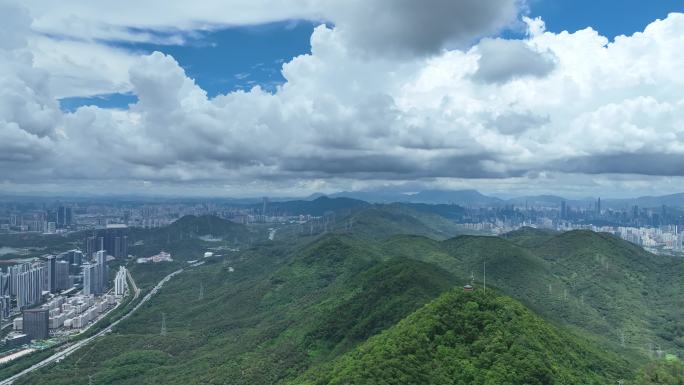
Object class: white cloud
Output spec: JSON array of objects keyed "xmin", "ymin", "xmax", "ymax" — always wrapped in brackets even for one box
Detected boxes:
[
  {"xmin": 1, "ymin": 1, "xmax": 684, "ymax": 197},
  {"xmin": 473, "ymin": 38, "xmax": 556, "ymax": 83},
  {"xmin": 28, "ymin": 36, "xmax": 138, "ymax": 98}
]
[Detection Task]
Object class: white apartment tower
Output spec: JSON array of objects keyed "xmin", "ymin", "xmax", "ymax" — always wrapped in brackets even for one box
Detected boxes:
[{"xmin": 114, "ymin": 266, "xmax": 127, "ymax": 297}]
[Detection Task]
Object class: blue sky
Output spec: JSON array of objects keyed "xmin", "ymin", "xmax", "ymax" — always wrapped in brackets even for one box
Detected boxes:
[
  {"xmin": 59, "ymin": 0, "xmax": 684, "ymax": 112},
  {"xmin": 530, "ymin": 0, "xmax": 683, "ymax": 38},
  {"xmin": 60, "ymin": 21, "xmax": 317, "ymax": 111}
]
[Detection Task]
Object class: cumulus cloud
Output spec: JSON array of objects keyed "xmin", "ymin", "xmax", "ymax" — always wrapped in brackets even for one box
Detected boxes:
[
  {"xmin": 0, "ymin": 2, "xmax": 61, "ymax": 171},
  {"xmin": 325, "ymin": 0, "xmax": 522, "ymax": 57},
  {"xmin": 2, "ymin": 1, "xmax": 684, "ymax": 196},
  {"xmin": 489, "ymin": 111, "xmax": 550, "ymax": 135},
  {"xmin": 21, "ymin": 0, "xmax": 522, "ymax": 54},
  {"xmin": 473, "ymin": 38, "xmax": 557, "ymax": 83}
]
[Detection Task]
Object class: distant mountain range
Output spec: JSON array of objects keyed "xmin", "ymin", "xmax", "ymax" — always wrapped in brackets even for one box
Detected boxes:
[
  {"xmin": 308, "ymin": 189, "xmax": 684, "ymax": 209},
  {"xmin": 5, "ymin": 189, "xmax": 684, "ymax": 209}
]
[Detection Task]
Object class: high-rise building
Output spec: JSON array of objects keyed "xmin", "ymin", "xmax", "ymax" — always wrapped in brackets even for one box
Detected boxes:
[
  {"xmin": 96, "ymin": 250, "xmax": 107, "ymax": 293},
  {"xmin": 56, "ymin": 261, "xmax": 70, "ymax": 291},
  {"xmin": 38, "ymin": 264, "xmax": 48, "ymax": 294},
  {"xmin": 23, "ymin": 308, "xmax": 49, "ymax": 340},
  {"xmin": 87, "ymin": 228, "xmax": 128, "ymax": 259},
  {"xmin": 0, "ymin": 296, "xmax": 10, "ymax": 319},
  {"xmin": 114, "ymin": 266, "xmax": 127, "ymax": 296},
  {"xmin": 15, "ymin": 264, "xmax": 45, "ymax": 309},
  {"xmin": 0, "ymin": 272, "xmax": 10, "ymax": 297},
  {"xmin": 9, "ymin": 263, "xmax": 30, "ymax": 296},
  {"xmin": 72, "ymin": 250, "xmax": 84, "ymax": 266},
  {"xmin": 560, "ymin": 201, "xmax": 567, "ymax": 220},
  {"xmin": 46, "ymin": 255, "xmax": 57, "ymax": 293},
  {"xmin": 83, "ymin": 263, "xmax": 99, "ymax": 296},
  {"xmin": 56, "ymin": 206, "xmax": 72, "ymax": 228},
  {"xmin": 83, "ymin": 235, "xmax": 97, "ymax": 259},
  {"xmin": 103, "ymin": 228, "xmax": 128, "ymax": 259}
]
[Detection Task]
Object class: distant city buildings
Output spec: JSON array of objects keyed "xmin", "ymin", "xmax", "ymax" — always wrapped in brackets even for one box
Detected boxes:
[
  {"xmin": 56, "ymin": 206, "xmax": 73, "ymax": 229},
  {"xmin": 83, "ymin": 228, "xmax": 128, "ymax": 259}
]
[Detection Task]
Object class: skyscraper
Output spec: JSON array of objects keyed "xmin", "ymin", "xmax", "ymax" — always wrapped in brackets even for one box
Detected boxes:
[
  {"xmin": 0, "ymin": 272, "xmax": 10, "ymax": 297},
  {"xmin": 83, "ymin": 235, "xmax": 97, "ymax": 259},
  {"xmin": 16, "ymin": 265, "xmax": 44, "ymax": 309},
  {"xmin": 114, "ymin": 266, "xmax": 127, "ymax": 296},
  {"xmin": 96, "ymin": 250, "xmax": 107, "ymax": 293},
  {"xmin": 0, "ymin": 296, "xmax": 10, "ymax": 319},
  {"xmin": 56, "ymin": 261, "xmax": 70, "ymax": 291},
  {"xmin": 103, "ymin": 228, "xmax": 128, "ymax": 259},
  {"xmin": 57, "ymin": 206, "xmax": 72, "ymax": 228},
  {"xmin": 9, "ymin": 263, "xmax": 30, "ymax": 297},
  {"xmin": 23, "ymin": 308, "xmax": 49, "ymax": 340},
  {"xmin": 82, "ymin": 263, "xmax": 98, "ymax": 296},
  {"xmin": 46, "ymin": 255, "xmax": 57, "ymax": 293},
  {"xmin": 560, "ymin": 201, "xmax": 567, "ymax": 220}
]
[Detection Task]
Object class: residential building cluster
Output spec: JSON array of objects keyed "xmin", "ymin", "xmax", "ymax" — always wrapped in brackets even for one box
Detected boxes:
[
  {"xmin": 11, "ymin": 293, "xmax": 118, "ymax": 341},
  {"xmin": 1, "ymin": 238, "xmax": 130, "ymax": 348},
  {"xmin": 136, "ymin": 251, "xmax": 173, "ymax": 264}
]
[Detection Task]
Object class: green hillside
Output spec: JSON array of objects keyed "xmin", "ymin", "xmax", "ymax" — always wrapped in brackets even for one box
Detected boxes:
[
  {"xmin": 380, "ymin": 230, "xmax": 684, "ymax": 359},
  {"xmin": 503, "ymin": 226, "xmax": 558, "ymax": 248},
  {"xmin": 9, "ymin": 212, "xmax": 684, "ymax": 385},
  {"xmin": 334, "ymin": 204, "xmax": 462, "ymax": 240},
  {"xmin": 15, "ymin": 235, "xmax": 456, "ymax": 385},
  {"xmin": 127, "ymin": 215, "xmax": 255, "ymax": 262},
  {"xmin": 294, "ymin": 289, "xmax": 631, "ymax": 385}
]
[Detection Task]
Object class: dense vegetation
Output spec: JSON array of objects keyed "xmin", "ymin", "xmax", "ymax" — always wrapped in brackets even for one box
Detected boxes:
[
  {"xmin": 332, "ymin": 204, "xmax": 465, "ymax": 241},
  {"xmin": 381, "ymin": 229, "xmax": 684, "ymax": 359},
  {"xmin": 630, "ymin": 360, "xmax": 684, "ymax": 385},
  {"xmin": 295, "ymin": 290, "xmax": 631, "ymax": 385},
  {"xmin": 15, "ymin": 235, "xmax": 458, "ymax": 384}
]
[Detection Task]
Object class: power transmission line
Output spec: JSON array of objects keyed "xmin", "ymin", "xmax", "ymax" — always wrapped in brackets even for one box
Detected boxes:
[
  {"xmin": 160, "ymin": 313, "xmax": 167, "ymax": 336},
  {"xmin": 482, "ymin": 262, "xmax": 486, "ymax": 293}
]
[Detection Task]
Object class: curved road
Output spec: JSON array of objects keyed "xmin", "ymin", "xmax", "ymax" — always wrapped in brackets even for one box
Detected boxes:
[{"xmin": 0, "ymin": 268, "xmax": 184, "ymax": 385}]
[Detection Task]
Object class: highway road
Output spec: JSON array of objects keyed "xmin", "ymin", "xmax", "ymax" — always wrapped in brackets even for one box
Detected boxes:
[{"xmin": 0, "ymin": 268, "xmax": 183, "ymax": 385}]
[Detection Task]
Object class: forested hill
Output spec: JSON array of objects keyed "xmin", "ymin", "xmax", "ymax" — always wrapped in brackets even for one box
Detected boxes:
[
  {"xmin": 293, "ymin": 289, "xmax": 631, "ymax": 385},
  {"xmin": 382, "ymin": 229, "xmax": 684, "ymax": 360},
  {"xmin": 11, "ymin": 213, "xmax": 684, "ymax": 385},
  {"xmin": 127, "ymin": 214, "xmax": 255, "ymax": 261}
]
